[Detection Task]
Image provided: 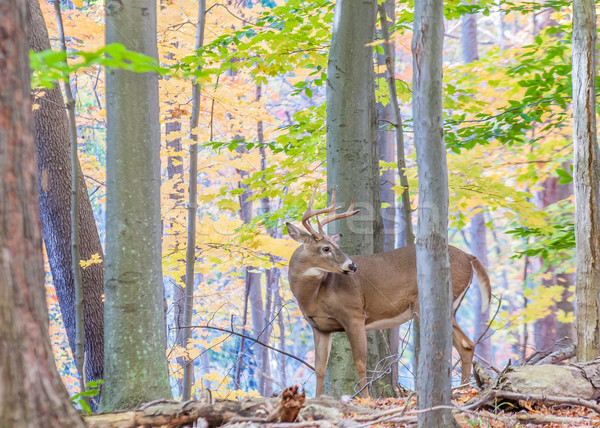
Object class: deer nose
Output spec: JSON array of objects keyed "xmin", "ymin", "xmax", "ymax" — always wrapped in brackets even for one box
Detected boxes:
[{"xmin": 349, "ymin": 263, "xmax": 357, "ymax": 272}]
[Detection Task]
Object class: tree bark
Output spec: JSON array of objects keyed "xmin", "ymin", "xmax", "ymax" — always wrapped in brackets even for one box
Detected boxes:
[
  {"xmin": 469, "ymin": 212, "xmax": 492, "ymax": 360},
  {"xmin": 533, "ymin": 3, "xmax": 574, "ymax": 353},
  {"xmin": 376, "ymin": 0, "xmax": 397, "ymax": 254},
  {"xmin": 534, "ymin": 176, "xmax": 575, "ymax": 351},
  {"xmin": 103, "ymin": 0, "xmax": 171, "ymax": 409},
  {"xmin": 27, "ymin": 0, "xmax": 105, "ymax": 398},
  {"xmin": 166, "ymin": 99, "xmax": 186, "ymax": 396},
  {"xmin": 52, "ymin": 0, "xmax": 87, "ymax": 404},
  {"xmin": 235, "ymin": 149, "xmax": 269, "ymax": 395},
  {"xmin": 572, "ymin": 0, "xmax": 600, "ymax": 362},
  {"xmin": 0, "ymin": 2, "xmax": 85, "ymax": 425},
  {"xmin": 460, "ymin": 13, "xmax": 492, "ymax": 362},
  {"xmin": 413, "ymin": 0, "xmax": 459, "ymax": 426},
  {"xmin": 326, "ymin": 0, "xmax": 391, "ymax": 397},
  {"xmin": 182, "ymin": 0, "xmax": 206, "ymax": 401},
  {"xmin": 376, "ymin": 0, "xmax": 400, "ymax": 394}
]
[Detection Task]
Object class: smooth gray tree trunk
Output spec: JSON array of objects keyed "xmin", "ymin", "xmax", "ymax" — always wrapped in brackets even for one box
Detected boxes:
[
  {"xmin": 376, "ymin": 0, "xmax": 397, "ymax": 254},
  {"xmin": 27, "ymin": 0, "xmax": 105, "ymax": 400},
  {"xmin": 469, "ymin": 212, "xmax": 491, "ymax": 361},
  {"xmin": 103, "ymin": 0, "xmax": 171, "ymax": 410},
  {"xmin": 182, "ymin": 0, "xmax": 206, "ymax": 400},
  {"xmin": 413, "ymin": 0, "xmax": 459, "ymax": 426},
  {"xmin": 572, "ymin": 0, "xmax": 600, "ymax": 362},
  {"xmin": 461, "ymin": 12, "xmax": 492, "ymax": 362},
  {"xmin": 378, "ymin": 1, "xmax": 417, "ymax": 388},
  {"xmin": 325, "ymin": 0, "xmax": 390, "ymax": 398},
  {"xmin": 376, "ymin": 0, "xmax": 401, "ymax": 394}
]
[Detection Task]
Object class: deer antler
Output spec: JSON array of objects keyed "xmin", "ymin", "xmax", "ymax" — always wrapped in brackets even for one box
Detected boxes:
[
  {"xmin": 317, "ymin": 197, "xmax": 359, "ymax": 236},
  {"xmin": 301, "ymin": 187, "xmax": 360, "ymax": 240}
]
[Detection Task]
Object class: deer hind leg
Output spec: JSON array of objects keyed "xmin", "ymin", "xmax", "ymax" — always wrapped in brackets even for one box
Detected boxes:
[
  {"xmin": 452, "ymin": 320, "xmax": 475, "ymax": 384},
  {"xmin": 312, "ymin": 328, "xmax": 332, "ymax": 397}
]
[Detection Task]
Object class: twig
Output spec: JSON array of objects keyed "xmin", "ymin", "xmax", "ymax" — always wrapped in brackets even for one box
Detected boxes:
[
  {"xmin": 182, "ymin": 324, "xmax": 314, "ymax": 371},
  {"xmin": 474, "ymin": 295, "xmax": 502, "ymax": 347}
]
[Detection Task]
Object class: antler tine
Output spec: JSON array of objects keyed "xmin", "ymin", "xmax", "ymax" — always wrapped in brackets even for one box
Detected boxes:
[
  {"xmin": 318, "ymin": 198, "xmax": 360, "ymax": 233},
  {"xmin": 301, "ymin": 186, "xmax": 339, "ymax": 240}
]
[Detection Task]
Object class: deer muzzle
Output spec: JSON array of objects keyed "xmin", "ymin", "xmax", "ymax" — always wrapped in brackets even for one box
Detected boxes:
[{"xmin": 342, "ymin": 261, "xmax": 357, "ymax": 274}]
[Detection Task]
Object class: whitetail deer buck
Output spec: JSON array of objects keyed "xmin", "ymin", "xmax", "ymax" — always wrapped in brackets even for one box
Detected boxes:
[{"xmin": 286, "ymin": 188, "xmax": 491, "ymax": 397}]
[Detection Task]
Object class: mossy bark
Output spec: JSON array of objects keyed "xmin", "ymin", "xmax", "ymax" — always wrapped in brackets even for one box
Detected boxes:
[
  {"xmin": 325, "ymin": 0, "xmax": 392, "ymax": 398},
  {"xmin": 102, "ymin": 0, "xmax": 171, "ymax": 410}
]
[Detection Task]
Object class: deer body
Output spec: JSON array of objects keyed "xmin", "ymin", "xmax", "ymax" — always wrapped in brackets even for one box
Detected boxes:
[{"xmin": 286, "ymin": 189, "xmax": 491, "ymax": 397}]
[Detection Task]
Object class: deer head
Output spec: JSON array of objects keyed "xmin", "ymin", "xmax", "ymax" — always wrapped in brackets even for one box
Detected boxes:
[{"xmin": 286, "ymin": 187, "xmax": 360, "ymax": 275}]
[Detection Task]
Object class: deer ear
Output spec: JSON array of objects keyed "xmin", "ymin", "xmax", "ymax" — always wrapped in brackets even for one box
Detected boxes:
[
  {"xmin": 286, "ymin": 222, "xmax": 313, "ymax": 244},
  {"xmin": 329, "ymin": 234, "xmax": 342, "ymax": 244}
]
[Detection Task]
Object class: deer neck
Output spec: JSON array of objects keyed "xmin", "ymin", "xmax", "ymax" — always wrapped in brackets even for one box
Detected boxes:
[{"xmin": 288, "ymin": 248, "xmax": 330, "ymax": 312}]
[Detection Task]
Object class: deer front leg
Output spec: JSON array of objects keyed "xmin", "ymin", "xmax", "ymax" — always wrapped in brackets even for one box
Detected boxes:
[
  {"xmin": 344, "ymin": 321, "xmax": 369, "ymax": 398},
  {"xmin": 312, "ymin": 328, "xmax": 332, "ymax": 396}
]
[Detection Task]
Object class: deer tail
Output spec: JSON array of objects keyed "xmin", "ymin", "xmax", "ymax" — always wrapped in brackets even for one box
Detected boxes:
[{"xmin": 470, "ymin": 255, "xmax": 491, "ymax": 314}]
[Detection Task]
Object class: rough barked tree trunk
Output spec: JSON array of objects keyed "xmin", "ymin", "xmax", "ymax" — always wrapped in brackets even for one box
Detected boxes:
[
  {"xmin": 0, "ymin": 3, "xmax": 86, "ymax": 425},
  {"xmin": 27, "ymin": 0, "xmax": 105, "ymax": 395},
  {"xmin": 461, "ymin": 11, "xmax": 492, "ymax": 362},
  {"xmin": 413, "ymin": 0, "xmax": 459, "ymax": 426},
  {"xmin": 326, "ymin": 0, "xmax": 390, "ymax": 398},
  {"xmin": 166, "ymin": 106, "xmax": 186, "ymax": 395},
  {"xmin": 103, "ymin": 0, "xmax": 171, "ymax": 410},
  {"xmin": 572, "ymin": 0, "xmax": 600, "ymax": 362}
]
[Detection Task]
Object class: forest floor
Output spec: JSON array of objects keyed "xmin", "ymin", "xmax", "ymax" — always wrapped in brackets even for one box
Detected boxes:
[
  {"xmin": 85, "ymin": 385, "xmax": 600, "ymax": 427},
  {"xmin": 347, "ymin": 387, "xmax": 600, "ymax": 427}
]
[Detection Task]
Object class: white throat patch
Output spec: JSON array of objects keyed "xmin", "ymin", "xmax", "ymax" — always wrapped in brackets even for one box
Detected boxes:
[{"xmin": 303, "ymin": 267, "xmax": 326, "ymax": 277}]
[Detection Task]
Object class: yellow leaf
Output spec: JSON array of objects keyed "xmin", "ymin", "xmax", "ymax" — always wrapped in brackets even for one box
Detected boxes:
[{"xmin": 80, "ymin": 253, "xmax": 102, "ymax": 268}]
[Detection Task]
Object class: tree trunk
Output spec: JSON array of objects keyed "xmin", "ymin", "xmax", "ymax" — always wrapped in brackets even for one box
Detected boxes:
[
  {"xmin": 469, "ymin": 212, "xmax": 491, "ymax": 361},
  {"xmin": 413, "ymin": 0, "xmax": 459, "ymax": 426},
  {"xmin": 572, "ymin": 0, "xmax": 600, "ymax": 362},
  {"xmin": 103, "ymin": 0, "xmax": 171, "ymax": 410},
  {"xmin": 532, "ymin": 3, "xmax": 574, "ymax": 353},
  {"xmin": 181, "ymin": 0, "xmax": 206, "ymax": 400},
  {"xmin": 236, "ymin": 153, "xmax": 267, "ymax": 395},
  {"xmin": 460, "ymin": 13, "xmax": 492, "ymax": 362},
  {"xmin": 0, "ymin": 3, "xmax": 85, "ymax": 425},
  {"xmin": 166, "ymin": 104, "xmax": 186, "ymax": 396},
  {"xmin": 325, "ymin": 0, "xmax": 391, "ymax": 398},
  {"xmin": 27, "ymin": 0, "xmax": 105, "ymax": 399},
  {"xmin": 534, "ymin": 176, "xmax": 575, "ymax": 351},
  {"xmin": 376, "ymin": 0, "xmax": 399, "ymax": 394}
]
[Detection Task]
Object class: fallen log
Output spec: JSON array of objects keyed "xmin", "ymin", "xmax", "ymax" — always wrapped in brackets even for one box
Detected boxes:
[
  {"xmin": 469, "ymin": 357, "xmax": 600, "ymax": 414},
  {"xmin": 85, "ymin": 390, "xmax": 373, "ymax": 428}
]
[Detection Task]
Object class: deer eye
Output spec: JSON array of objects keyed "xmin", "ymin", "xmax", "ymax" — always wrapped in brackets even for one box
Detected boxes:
[{"xmin": 322, "ymin": 246, "xmax": 331, "ymax": 253}]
